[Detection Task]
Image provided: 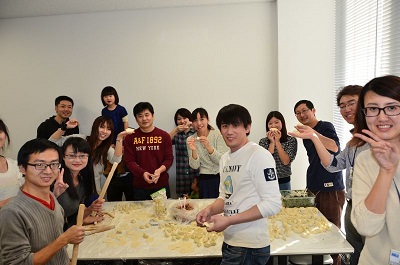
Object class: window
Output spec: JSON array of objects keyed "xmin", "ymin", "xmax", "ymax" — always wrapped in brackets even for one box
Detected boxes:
[{"xmin": 334, "ymin": 0, "xmax": 400, "ymax": 147}]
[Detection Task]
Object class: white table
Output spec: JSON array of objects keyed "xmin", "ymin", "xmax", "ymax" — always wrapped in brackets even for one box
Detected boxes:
[{"xmin": 68, "ymin": 200, "xmax": 353, "ymax": 264}]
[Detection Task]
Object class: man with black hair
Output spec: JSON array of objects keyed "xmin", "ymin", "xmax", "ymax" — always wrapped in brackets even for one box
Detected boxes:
[
  {"xmin": 196, "ymin": 104, "xmax": 281, "ymax": 265},
  {"xmin": 0, "ymin": 138, "xmax": 85, "ymax": 264},
  {"xmin": 124, "ymin": 102, "xmax": 174, "ymax": 200},
  {"xmin": 37, "ymin": 95, "xmax": 79, "ymax": 139}
]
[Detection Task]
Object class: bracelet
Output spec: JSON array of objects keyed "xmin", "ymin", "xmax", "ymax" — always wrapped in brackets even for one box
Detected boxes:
[{"xmin": 116, "ymin": 139, "xmax": 123, "ymax": 143}]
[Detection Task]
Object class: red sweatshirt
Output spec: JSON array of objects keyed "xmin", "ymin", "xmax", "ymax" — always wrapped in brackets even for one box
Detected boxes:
[{"xmin": 124, "ymin": 127, "xmax": 173, "ymax": 189}]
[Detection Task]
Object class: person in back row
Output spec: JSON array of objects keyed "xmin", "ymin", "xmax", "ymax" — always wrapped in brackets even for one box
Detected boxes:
[
  {"xmin": 187, "ymin": 108, "xmax": 229, "ymax": 198},
  {"xmin": 0, "ymin": 138, "xmax": 85, "ymax": 265},
  {"xmin": 290, "ymin": 99, "xmax": 345, "ymax": 265},
  {"xmin": 259, "ymin": 111, "xmax": 297, "ymax": 190},
  {"xmin": 169, "ymin": 108, "xmax": 199, "ymax": 197},
  {"xmin": 124, "ymin": 102, "xmax": 174, "ymax": 200},
  {"xmin": 37, "ymin": 95, "xmax": 79, "ymax": 139}
]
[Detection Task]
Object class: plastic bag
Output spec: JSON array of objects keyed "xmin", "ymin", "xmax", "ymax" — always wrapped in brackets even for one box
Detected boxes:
[{"xmin": 150, "ymin": 188, "xmax": 167, "ymax": 218}]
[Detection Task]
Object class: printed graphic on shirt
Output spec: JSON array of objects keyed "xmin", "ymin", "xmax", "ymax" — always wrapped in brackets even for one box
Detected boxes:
[
  {"xmin": 223, "ymin": 175, "xmax": 233, "ymax": 199},
  {"xmin": 132, "ymin": 136, "xmax": 163, "ymax": 151},
  {"xmin": 263, "ymin": 168, "xmax": 277, "ymax": 181}
]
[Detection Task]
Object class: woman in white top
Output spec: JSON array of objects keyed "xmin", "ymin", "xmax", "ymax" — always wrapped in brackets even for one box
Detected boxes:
[
  {"xmin": 0, "ymin": 119, "xmax": 24, "ymax": 208},
  {"xmin": 50, "ymin": 116, "xmax": 131, "ymax": 194},
  {"xmin": 187, "ymin": 108, "xmax": 229, "ymax": 198}
]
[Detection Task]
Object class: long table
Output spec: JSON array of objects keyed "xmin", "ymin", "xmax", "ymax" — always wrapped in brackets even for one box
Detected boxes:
[{"xmin": 68, "ymin": 200, "xmax": 353, "ymax": 264}]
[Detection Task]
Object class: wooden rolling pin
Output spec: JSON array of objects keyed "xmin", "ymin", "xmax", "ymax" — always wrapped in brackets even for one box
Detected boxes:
[
  {"xmin": 91, "ymin": 162, "xmax": 119, "ymax": 217},
  {"xmin": 71, "ymin": 204, "xmax": 85, "ymax": 265}
]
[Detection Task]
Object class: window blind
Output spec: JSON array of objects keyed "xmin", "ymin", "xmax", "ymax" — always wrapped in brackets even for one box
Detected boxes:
[{"xmin": 334, "ymin": 0, "xmax": 400, "ymax": 147}]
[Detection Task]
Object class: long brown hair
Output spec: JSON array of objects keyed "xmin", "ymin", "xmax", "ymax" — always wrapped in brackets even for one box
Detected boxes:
[
  {"xmin": 86, "ymin": 116, "xmax": 114, "ymax": 164},
  {"xmin": 350, "ymin": 75, "xmax": 400, "ymax": 147}
]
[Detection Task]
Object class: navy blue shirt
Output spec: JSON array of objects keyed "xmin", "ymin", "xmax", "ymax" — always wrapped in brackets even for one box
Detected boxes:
[{"xmin": 303, "ymin": 121, "xmax": 344, "ymax": 192}]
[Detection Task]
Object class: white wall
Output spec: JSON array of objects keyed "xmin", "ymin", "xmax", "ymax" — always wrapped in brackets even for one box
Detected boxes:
[
  {"xmin": 277, "ymin": 0, "xmax": 335, "ymax": 189},
  {"xmin": 0, "ymin": 0, "xmax": 336, "ymax": 195},
  {"xmin": 0, "ymin": 2, "xmax": 278, "ymax": 197}
]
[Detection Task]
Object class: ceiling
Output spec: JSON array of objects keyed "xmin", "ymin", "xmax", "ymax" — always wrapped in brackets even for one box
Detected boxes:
[{"xmin": 0, "ymin": 0, "xmax": 272, "ymax": 19}]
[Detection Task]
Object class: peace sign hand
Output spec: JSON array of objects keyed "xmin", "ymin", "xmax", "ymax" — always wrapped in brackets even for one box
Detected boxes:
[
  {"xmin": 354, "ymin": 129, "xmax": 400, "ymax": 174},
  {"xmin": 53, "ymin": 168, "xmax": 69, "ymax": 197}
]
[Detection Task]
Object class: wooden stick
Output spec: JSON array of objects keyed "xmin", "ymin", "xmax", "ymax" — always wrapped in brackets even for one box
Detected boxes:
[
  {"xmin": 85, "ymin": 225, "xmax": 115, "ymax": 236},
  {"xmin": 91, "ymin": 162, "xmax": 119, "ymax": 216},
  {"xmin": 71, "ymin": 204, "xmax": 85, "ymax": 265}
]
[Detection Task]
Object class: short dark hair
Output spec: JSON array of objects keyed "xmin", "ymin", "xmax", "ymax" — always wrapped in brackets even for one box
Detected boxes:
[
  {"xmin": 294, "ymin": 100, "xmax": 314, "ymax": 113},
  {"xmin": 133, "ymin": 102, "xmax": 154, "ymax": 117},
  {"xmin": 174, "ymin": 108, "xmax": 192, "ymax": 126},
  {"xmin": 0, "ymin": 119, "xmax": 11, "ymax": 149},
  {"xmin": 336, "ymin": 85, "xmax": 363, "ymax": 106},
  {"xmin": 101, "ymin": 86, "xmax": 120, "ymax": 106},
  {"xmin": 17, "ymin": 138, "xmax": 61, "ymax": 169},
  {"xmin": 55, "ymin": 96, "xmax": 74, "ymax": 107},
  {"xmin": 266, "ymin": 111, "xmax": 288, "ymax": 142},
  {"xmin": 216, "ymin": 104, "xmax": 252, "ymax": 136}
]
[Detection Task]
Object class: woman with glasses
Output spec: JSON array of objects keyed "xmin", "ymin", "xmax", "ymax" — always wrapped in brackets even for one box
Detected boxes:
[
  {"xmin": 0, "ymin": 119, "xmax": 24, "ymax": 208},
  {"xmin": 349, "ymin": 75, "xmax": 400, "ymax": 265},
  {"xmin": 49, "ymin": 116, "xmax": 131, "ymax": 194},
  {"xmin": 53, "ymin": 137, "xmax": 104, "ymax": 229},
  {"xmin": 259, "ymin": 111, "xmax": 297, "ymax": 190}
]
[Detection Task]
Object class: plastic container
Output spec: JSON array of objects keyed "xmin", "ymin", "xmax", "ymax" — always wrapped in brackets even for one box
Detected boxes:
[{"xmin": 281, "ymin": 190, "xmax": 316, "ymax": 208}]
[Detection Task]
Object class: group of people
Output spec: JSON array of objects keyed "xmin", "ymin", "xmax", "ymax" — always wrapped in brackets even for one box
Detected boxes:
[{"xmin": 1, "ymin": 75, "xmax": 400, "ymax": 265}]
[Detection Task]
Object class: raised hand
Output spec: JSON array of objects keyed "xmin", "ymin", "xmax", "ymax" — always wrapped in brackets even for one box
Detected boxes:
[
  {"xmin": 187, "ymin": 137, "xmax": 197, "ymax": 151},
  {"xmin": 354, "ymin": 129, "xmax": 400, "ymax": 173},
  {"xmin": 288, "ymin": 124, "xmax": 316, "ymax": 139},
  {"xmin": 66, "ymin": 119, "xmax": 79, "ymax": 129},
  {"xmin": 53, "ymin": 168, "xmax": 69, "ymax": 197}
]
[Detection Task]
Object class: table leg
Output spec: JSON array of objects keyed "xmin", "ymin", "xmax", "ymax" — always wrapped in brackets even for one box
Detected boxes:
[{"xmin": 312, "ymin": 255, "xmax": 323, "ymax": 264}]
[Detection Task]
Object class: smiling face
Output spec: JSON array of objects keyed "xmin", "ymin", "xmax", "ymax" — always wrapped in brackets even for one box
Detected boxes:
[
  {"xmin": 339, "ymin": 95, "xmax": 359, "ymax": 125},
  {"xmin": 55, "ymin": 100, "xmax": 73, "ymax": 120},
  {"xmin": 20, "ymin": 149, "xmax": 60, "ymax": 189},
  {"xmin": 294, "ymin": 103, "xmax": 317, "ymax": 126},
  {"xmin": 63, "ymin": 145, "xmax": 89, "ymax": 175},
  {"xmin": 220, "ymin": 123, "xmax": 250, "ymax": 153},
  {"xmin": 98, "ymin": 122, "xmax": 112, "ymax": 142},
  {"xmin": 267, "ymin": 117, "xmax": 282, "ymax": 131},
  {"xmin": 364, "ymin": 91, "xmax": 400, "ymax": 145},
  {"xmin": 192, "ymin": 113, "xmax": 209, "ymax": 135},
  {"xmin": 176, "ymin": 114, "xmax": 190, "ymax": 126}
]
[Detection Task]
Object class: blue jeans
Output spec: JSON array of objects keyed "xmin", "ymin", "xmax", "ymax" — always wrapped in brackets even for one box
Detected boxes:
[
  {"xmin": 221, "ymin": 242, "xmax": 270, "ymax": 265},
  {"xmin": 279, "ymin": 182, "xmax": 291, "ymax": 191}
]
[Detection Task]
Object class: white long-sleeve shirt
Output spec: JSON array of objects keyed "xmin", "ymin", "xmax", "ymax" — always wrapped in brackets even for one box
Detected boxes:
[{"xmin": 219, "ymin": 142, "xmax": 282, "ymax": 248}]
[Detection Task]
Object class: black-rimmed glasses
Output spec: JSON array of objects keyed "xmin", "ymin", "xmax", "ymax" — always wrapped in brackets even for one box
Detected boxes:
[
  {"xmin": 362, "ymin": 106, "xmax": 400, "ymax": 117},
  {"xmin": 26, "ymin": 163, "xmax": 61, "ymax": 170}
]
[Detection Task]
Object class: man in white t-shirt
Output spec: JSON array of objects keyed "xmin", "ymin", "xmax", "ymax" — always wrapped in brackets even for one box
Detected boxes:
[{"xmin": 196, "ymin": 104, "xmax": 281, "ymax": 265}]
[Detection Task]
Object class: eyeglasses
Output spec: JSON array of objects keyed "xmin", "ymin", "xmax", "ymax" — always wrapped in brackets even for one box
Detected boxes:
[
  {"xmin": 339, "ymin": 100, "xmax": 357, "ymax": 110},
  {"xmin": 295, "ymin": 109, "xmax": 310, "ymax": 117},
  {"xmin": 362, "ymin": 106, "xmax": 400, "ymax": 117},
  {"xmin": 27, "ymin": 163, "xmax": 61, "ymax": 170},
  {"xmin": 64, "ymin": 154, "xmax": 89, "ymax": 160}
]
